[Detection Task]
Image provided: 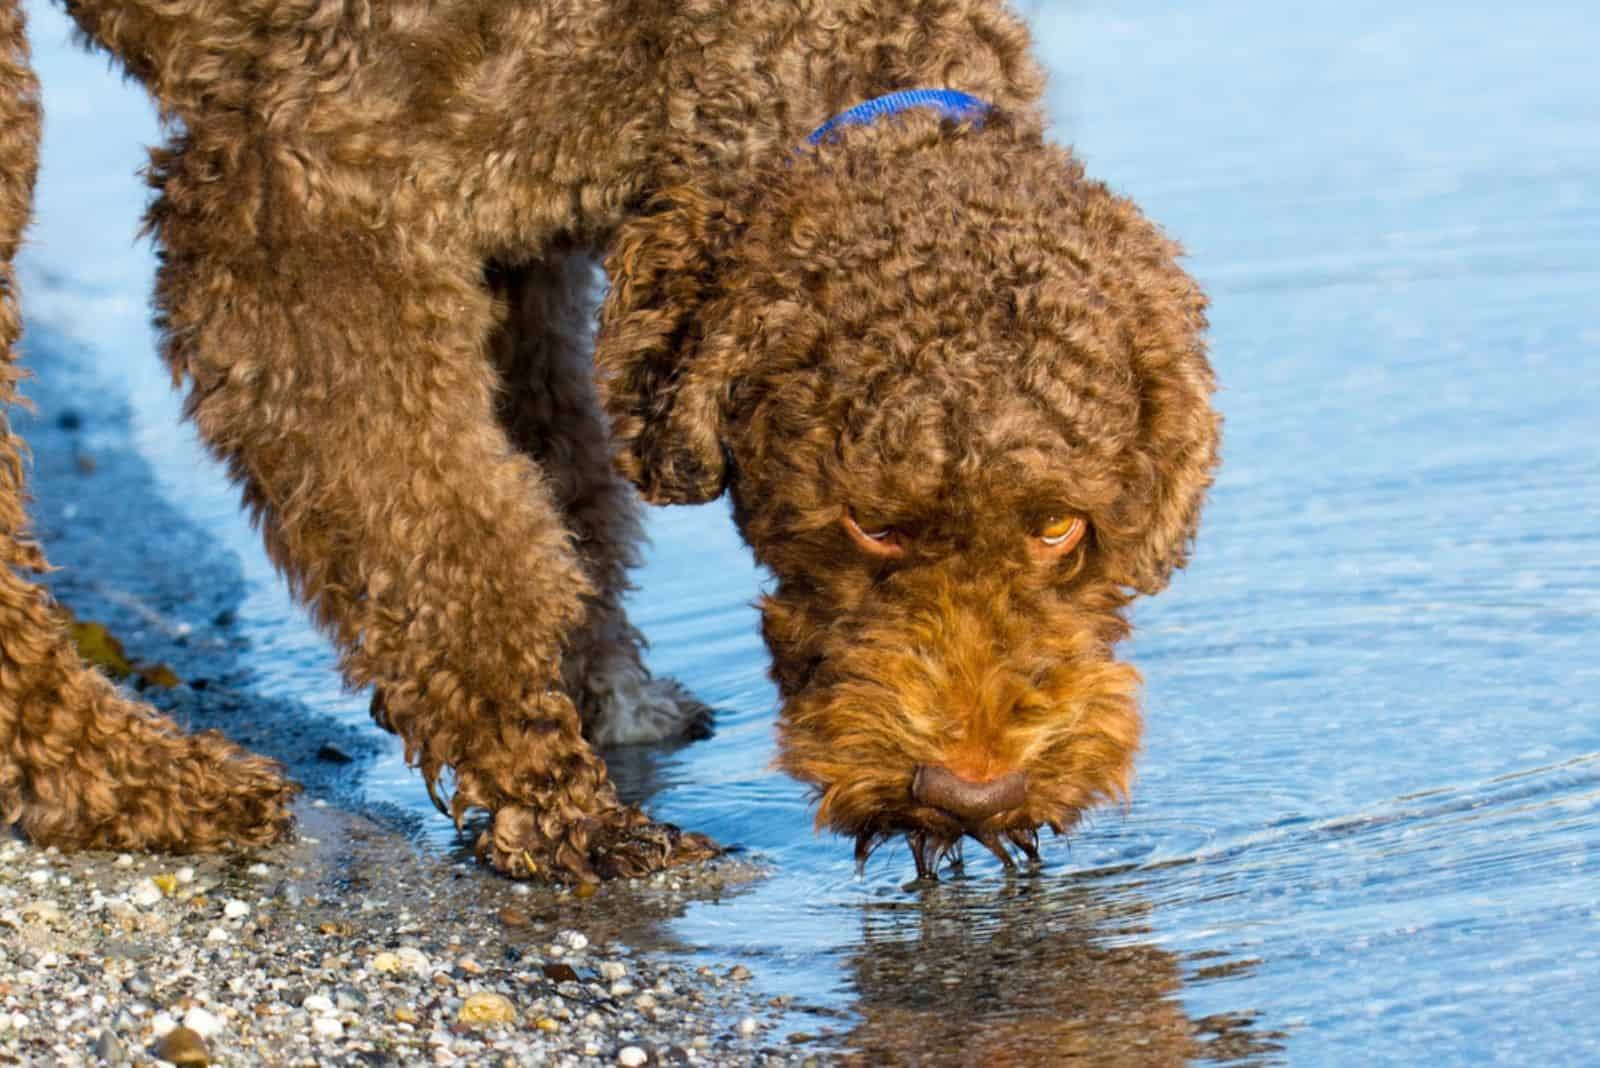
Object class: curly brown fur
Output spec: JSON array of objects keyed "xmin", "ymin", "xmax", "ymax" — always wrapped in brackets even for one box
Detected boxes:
[
  {"xmin": 2, "ymin": 0, "xmax": 1216, "ymax": 881},
  {"xmin": 599, "ymin": 106, "xmax": 1218, "ymax": 874},
  {"xmin": 0, "ymin": 3, "xmax": 297, "ymax": 853}
]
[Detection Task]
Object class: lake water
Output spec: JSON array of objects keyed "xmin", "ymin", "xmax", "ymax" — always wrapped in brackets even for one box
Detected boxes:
[{"xmin": 20, "ymin": 0, "xmax": 1600, "ymax": 1063}]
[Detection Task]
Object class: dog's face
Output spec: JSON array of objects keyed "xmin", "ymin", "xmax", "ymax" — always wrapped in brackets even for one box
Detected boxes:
[
  {"xmin": 735, "ymin": 374, "xmax": 1147, "ymax": 877},
  {"xmin": 723, "ymin": 256, "xmax": 1155, "ymax": 875},
  {"xmin": 597, "ymin": 116, "xmax": 1218, "ymax": 876}
]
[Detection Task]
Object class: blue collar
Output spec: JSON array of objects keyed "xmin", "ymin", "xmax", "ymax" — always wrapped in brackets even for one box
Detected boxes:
[{"xmin": 805, "ymin": 89, "xmax": 993, "ymax": 146}]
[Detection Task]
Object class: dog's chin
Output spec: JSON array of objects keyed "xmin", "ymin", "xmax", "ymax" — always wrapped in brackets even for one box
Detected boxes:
[
  {"xmin": 849, "ymin": 814, "xmax": 1051, "ymax": 882},
  {"xmin": 831, "ymin": 793, "xmax": 1075, "ymax": 881}
]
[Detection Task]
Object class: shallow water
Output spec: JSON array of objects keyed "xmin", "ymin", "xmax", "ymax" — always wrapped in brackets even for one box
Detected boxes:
[{"xmin": 19, "ymin": 0, "xmax": 1600, "ymax": 1063}]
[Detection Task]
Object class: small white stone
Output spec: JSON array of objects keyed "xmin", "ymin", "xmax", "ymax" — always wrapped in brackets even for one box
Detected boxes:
[
  {"xmin": 206, "ymin": 926, "xmax": 230, "ymax": 943},
  {"xmin": 130, "ymin": 881, "xmax": 162, "ymax": 908},
  {"xmin": 150, "ymin": 1012, "xmax": 177, "ymax": 1037},
  {"xmin": 302, "ymin": 994, "xmax": 335, "ymax": 1016},
  {"xmin": 608, "ymin": 981, "xmax": 635, "ymax": 998},
  {"xmin": 183, "ymin": 1007, "xmax": 224, "ymax": 1038},
  {"xmin": 247, "ymin": 863, "xmax": 270, "ymax": 877},
  {"xmin": 311, "ymin": 1015, "xmax": 343, "ymax": 1039},
  {"xmin": 634, "ymin": 993, "xmax": 657, "ymax": 1011},
  {"xmin": 617, "ymin": 1046, "xmax": 648, "ymax": 1067},
  {"xmin": 597, "ymin": 961, "xmax": 627, "ymax": 982},
  {"xmin": 114, "ymin": 854, "xmax": 134, "ymax": 868},
  {"xmin": 396, "ymin": 947, "xmax": 431, "ymax": 974},
  {"xmin": 223, "ymin": 899, "xmax": 250, "ymax": 920},
  {"xmin": 737, "ymin": 1016, "xmax": 757, "ymax": 1036},
  {"xmin": 175, "ymin": 867, "xmax": 196, "ymax": 884},
  {"xmin": 25, "ymin": 870, "xmax": 48, "ymax": 886},
  {"xmin": 562, "ymin": 931, "xmax": 589, "ymax": 951}
]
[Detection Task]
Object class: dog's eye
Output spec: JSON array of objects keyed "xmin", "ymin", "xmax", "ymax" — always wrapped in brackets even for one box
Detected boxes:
[
  {"xmin": 842, "ymin": 512, "xmax": 904, "ymax": 558},
  {"xmin": 1037, "ymin": 515, "xmax": 1087, "ymax": 551}
]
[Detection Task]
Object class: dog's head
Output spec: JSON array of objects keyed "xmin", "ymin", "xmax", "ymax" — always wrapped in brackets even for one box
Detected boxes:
[{"xmin": 596, "ymin": 112, "xmax": 1219, "ymax": 877}]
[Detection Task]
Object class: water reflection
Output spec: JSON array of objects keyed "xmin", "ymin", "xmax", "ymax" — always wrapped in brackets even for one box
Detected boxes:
[{"xmin": 831, "ymin": 877, "xmax": 1280, "ymax": 1066}]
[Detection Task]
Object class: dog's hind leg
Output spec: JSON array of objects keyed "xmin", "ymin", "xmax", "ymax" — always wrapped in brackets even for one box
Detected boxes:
[
  {"xmin": 0, "ymin": 0, "xmax": 296, "ymax": 853},
  {"xmin": 486, "ymin": 253, "xmax": 714, "ymax": 747}
]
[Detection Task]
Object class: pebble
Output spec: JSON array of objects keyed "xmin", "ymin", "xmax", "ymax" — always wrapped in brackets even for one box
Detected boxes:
[
  {"xmin": 458, "ymin": 992, "xmax": 517, "ymax": 1026},
  {"xmin": 155, "ymin": 1025, "xmax": 210, "ymax": 1066},
  {"xmin": 737, "ymin": 1016, "xmax": 758, "ymax": 1036},
  {"xmin": 618, "ymin": 1046, "xmax": 649, "ymax": 1067},
  {"xmin": 0, "ymin": 821, "xmax": 780, "ymax": 1066},
  {"xmin": 301, "ymin": 994, "xmax": 335, "ymax": 1015},
  {"xmin": 396, "ymin": 947, "xmax": 432, "ymax": 974},
  {"xmin": 183, "ymin": 1007, "xmax": 225, "ymax": 1039},
  {"xmin": 92, "ymin": 1028, "xmax": 125, "ymax": 1064}
]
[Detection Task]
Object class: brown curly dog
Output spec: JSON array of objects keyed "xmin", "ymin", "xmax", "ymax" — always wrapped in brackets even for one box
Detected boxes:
[{"xmin": 0, "ymin": 0, "xmax": 1218, "ymax": 883}]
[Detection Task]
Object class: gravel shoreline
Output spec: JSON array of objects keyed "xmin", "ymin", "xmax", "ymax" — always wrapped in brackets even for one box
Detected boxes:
[{"xmin": 0, "ymin": 803, "xmax": 823, "ymax": 1066}]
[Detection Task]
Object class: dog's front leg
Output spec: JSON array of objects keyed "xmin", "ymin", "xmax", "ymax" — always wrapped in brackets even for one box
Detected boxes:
[{"xmin": 151, "ymin": 202, "xmax": 713, "ymax": 881}]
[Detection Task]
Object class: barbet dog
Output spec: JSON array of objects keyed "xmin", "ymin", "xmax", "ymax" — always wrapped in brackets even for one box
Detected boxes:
[{"xmin": 0, "ymin": 0, "xmax": 1218, "ymax": 883}]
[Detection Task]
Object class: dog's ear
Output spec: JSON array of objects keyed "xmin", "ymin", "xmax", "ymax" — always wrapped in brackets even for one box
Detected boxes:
[
  {"xmin": 1115, "ymin": 295, "xmax": 1222, "ymax": 596},
  {"xmin": 594, "ymin": 183, "xmax": 742, "ymax": 505}
]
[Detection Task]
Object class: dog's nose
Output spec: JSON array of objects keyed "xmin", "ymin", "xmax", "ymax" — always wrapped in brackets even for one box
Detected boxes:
[{"xmin": 910, "ymin": 764, "xmax": 1027, "ymax": 824}]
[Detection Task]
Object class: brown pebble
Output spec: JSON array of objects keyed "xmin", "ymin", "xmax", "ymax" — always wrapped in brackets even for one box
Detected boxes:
[
  {"xmin": 432, "ymin": 972, "xmax": 454, "ymax": 989},
  {"xmin": 155, "ymin": 1026, "xmax": 210, "ymax": 1066},
  {"xmin": 393, "ymin": 1007, "xmax": 419, "ymax": 1024},
  {"xmin": 573, "ymin": 882, "xmax": 599, "ymax": 900},
  {"xmin": 497, "ymin": 906, "xmax": 530, "ymax": 927},
  {"xmin": 541, "ymin": 962, "xmax": 580, "ymax": 984}
]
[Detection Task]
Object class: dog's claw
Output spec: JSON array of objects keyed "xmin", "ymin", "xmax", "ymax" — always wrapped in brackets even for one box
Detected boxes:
[
  {"xmin": 424, "ymin": 775, "xmax": 451, "ymax": 818},
  {"xmin": 477, "ymin": 803, "xmax": 720, "ymax": 884}
]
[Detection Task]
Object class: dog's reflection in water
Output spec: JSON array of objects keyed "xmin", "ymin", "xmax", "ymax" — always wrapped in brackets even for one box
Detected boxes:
[{"xmin": 829, "ymin": 876, "xmax": 1282, "ymax": 1067}]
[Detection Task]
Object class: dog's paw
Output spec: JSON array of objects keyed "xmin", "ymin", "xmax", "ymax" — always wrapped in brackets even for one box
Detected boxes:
[
  {"xmin": 477, "ymin": 802, "xmax": 720, "ymax": 884},
  {"xmin": 583, "ymin": 662, "xmax": 715, "ymax": 746}
]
